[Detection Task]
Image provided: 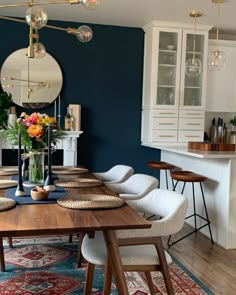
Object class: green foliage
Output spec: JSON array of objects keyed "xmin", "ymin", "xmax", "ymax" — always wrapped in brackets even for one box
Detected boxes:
[
  {"xmin": 230, "ymin": 116, "xmax": 236, "ymax": 126},
  {"xmin": 0, "ymin": 91, "xmax": 13, "ymax": 127}
]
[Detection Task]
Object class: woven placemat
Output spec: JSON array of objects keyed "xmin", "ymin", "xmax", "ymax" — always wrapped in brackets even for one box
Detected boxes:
[
  {"xmin": 0, "ymin": 180, "xmax": 18, "ymax": 189},
  {"xmin": 52, "ymin": 167, "xmax": 89, "ymax": 175},
  {"xmin": 57, "ymin": 194, "xmax": 125, "ymax": 209},
  {"xmin": 0, "ymin": 197, "xmax": 16, "ymax": 211},
  {"xmin": 0, "ymin": 168, "xmax": 18, "ymax": 176},
  {"xmin": 55, "ymin": 178, "xmax": 103, "ymax": 188}
]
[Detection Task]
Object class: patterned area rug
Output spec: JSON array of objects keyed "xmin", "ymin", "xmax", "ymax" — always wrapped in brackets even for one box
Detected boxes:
[{"xmin": 0, "ymin": 236, "xmax": 214, "ymax": 295}]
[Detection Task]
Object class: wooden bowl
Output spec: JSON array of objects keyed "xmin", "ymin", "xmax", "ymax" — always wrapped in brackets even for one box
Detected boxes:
[{"xmin": 31, "ymin": 188, "xmax": 49, "ymax": 201}]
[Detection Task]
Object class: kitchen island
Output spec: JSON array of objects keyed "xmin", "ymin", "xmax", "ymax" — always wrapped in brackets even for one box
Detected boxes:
[{"xmin": 142, "ymin": 143, "xmax": 236, "ymax": 249}]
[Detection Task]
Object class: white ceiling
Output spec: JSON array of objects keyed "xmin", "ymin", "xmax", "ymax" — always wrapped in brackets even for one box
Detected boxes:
[{"xmin": 0, "ymin": 0, "xmax": 235, "ymax": 36}]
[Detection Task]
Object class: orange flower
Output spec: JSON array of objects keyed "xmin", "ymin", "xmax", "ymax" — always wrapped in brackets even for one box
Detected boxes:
[{"xmin": 27, "ymin": 124, "xmax": 43, "ymax": 139}]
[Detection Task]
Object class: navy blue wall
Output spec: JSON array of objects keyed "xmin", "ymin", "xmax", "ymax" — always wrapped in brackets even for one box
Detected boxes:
[{"xmin": 0, "ymin": 19, "xmax": 160, "ymax": 174}]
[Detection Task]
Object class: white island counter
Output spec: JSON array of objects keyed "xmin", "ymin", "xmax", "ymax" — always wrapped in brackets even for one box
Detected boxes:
[{"xmin": 143, "ymin": 143, "xmax": 236, "ymax": 249}]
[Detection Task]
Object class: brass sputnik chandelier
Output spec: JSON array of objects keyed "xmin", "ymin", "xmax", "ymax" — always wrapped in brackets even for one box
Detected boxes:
[{"xmin": 0, "ymin": 0, "xmax": 101, "ymax": 58}]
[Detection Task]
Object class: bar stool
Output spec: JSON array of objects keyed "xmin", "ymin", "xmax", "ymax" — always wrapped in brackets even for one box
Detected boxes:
[
  {"xmin": 168, "ymin": 170, "xmax": 214, "ymax": 247},
  {"xmin": 147, "ymin": 161, "xmax": 175, "ymax": 189}
]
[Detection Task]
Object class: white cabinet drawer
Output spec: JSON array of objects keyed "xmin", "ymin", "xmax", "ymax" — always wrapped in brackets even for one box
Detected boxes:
[
  {"xmin": 179, "ymin": 110, "xmax": 204, "ymax": 118},
  {"xmin": 178, "ymin": 130, "xmax": 204, "ymax": 142},
  {"xmin": 152, "ymin": 130, "xmax": 178, "ymax": 142},
  {"xmin": 179, "ymin": 118, "xmax": 204, "ymax": 130},
  {"xmin": 153, "ymin": 109, "xmax": 178, "ymax": 118},
  {"xmin": 153, "ymin": 117, "xmax": 178, "ymax": 130}
]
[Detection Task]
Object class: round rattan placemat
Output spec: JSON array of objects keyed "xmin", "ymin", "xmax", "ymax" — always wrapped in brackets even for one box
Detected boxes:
[
  {"xmin": 0, "ymin": 179, "xmax": 18, "ymax": 189},
  {"xmin": 52, "ymin": 167, "xmax": 89, "ymax": 175},
  {"xmin": 0, "ymin": 197, "xmax": 16, "ymax": 211},
  {"xmin": 55, "ymin": 178, "xmax": 103, "ymax": 188},
  {"xmin": 0, "ymin": 168, "xmax": 18, "ymax": 176},
  {"xmin": 57, "ymin": 194, "xmax": 125, "ymax": 209}
]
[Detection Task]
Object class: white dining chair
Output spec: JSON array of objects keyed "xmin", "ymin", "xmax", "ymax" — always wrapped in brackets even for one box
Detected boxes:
[
  {"xmin": 106, "ymin": 173, "xmax": 158, "ymax": 201},
  {"xmin": 81, "ymin": 189, "xmax": 188, "ymax": 295},
  {"xmin": 93, "ymin": 164, "xmax": 134, "ymax": 184}
]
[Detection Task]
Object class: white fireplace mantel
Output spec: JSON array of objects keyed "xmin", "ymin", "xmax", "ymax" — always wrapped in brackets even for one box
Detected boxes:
[
  {"xmin": 56, "ymin": 131, "xmax": 83, "ymax": 166},
  {"xmin": 0, "ymin": 131, "xmax": 83, "ymax": 167}
]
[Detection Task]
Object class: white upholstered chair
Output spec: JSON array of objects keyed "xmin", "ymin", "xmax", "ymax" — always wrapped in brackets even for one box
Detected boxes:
[
  {"xmin": 93, "ymin": 165, "xmax": 134, "ymax": 184},
  {"xmin": 81, "ymin": 189, "xmax": 188, "ymax": 295},
  {"xmin": 106, "ymin": 173, "xmax": 158, "ymax": 201}
]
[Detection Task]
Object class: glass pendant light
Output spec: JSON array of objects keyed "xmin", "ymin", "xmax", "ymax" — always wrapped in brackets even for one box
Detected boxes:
[
  {"xmin": 185, "ymin": 11, "xmax": 202, "ymax": 78},
  {"xmin": 81, "ymin": 0, "xmax": 101, "ymax": 10},
  {"xmin": 208, "ymin": 0, "xmax": 226, "ymax": 71},
  {"xmin": 75, "ymin": 25, "xmax": 93, "ymax": 42},
  {"xmin": 25, "ymin": 5, "xmax": 48, "ymax": 30}
]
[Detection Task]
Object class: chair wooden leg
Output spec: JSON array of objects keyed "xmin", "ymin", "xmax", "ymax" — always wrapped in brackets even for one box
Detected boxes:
[
  {"xmin": 77, "ymin": 232, "xmax": 86, "ymax": 267},
  {"xmin": 84, "ymin": 262, "xmax": 95, "ymax": 295},
  {"xmin": 103, "ymin": 260, "xmax": 113, "ymax": 295},
  {"xmin": 154, "ymin": 237, "xmax": 174, "ymax": 295},
  {"xmin": 8, "ymin": 237, "xmax": 13, "ymax": 248},
  {"xmin": 144, "ymin": 271, "xmax": 155, "ymax": 295}
]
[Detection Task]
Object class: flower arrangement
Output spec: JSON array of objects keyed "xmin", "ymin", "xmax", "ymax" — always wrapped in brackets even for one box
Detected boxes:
[
  {"xmin": 1, "ymin": 112, "xmax": 66, "ymax": 184},
  {"xmin": 2, "ymin": 112, "xmax": 66, "ymax": 151}
]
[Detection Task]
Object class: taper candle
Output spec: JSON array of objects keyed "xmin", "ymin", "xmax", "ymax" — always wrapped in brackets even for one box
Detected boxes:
[
  {"xmin": 54, "ymin": 99, "xmax": 57, "ymax": 119},
  {"xmin": 58, "ymin": 95, "xmax": 61, "ymax": 128}
]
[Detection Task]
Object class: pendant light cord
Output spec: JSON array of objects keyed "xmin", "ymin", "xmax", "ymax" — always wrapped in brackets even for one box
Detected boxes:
[
  {"xmin": 216, "ymin": 0, "xmax": 220, "ymax": 49},
  {"xmin": 192, "ymin": 14, "xmax": 196, "ymax": 63}
]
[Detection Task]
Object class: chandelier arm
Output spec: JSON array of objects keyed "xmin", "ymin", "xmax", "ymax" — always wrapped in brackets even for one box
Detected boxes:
[
  {"xmin": 0, "ymin": 15, "xmax": 76, "ymax": 34},
  {"xmin": 0, "ymin": 15, "xmax": 26, "ymax": 24},
  {"xmin": 0, "ymin": 0, "xmax": 80, "ymax": 9}
]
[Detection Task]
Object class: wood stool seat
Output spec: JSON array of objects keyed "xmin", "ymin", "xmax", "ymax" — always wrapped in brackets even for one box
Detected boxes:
[
  {"xmin": 147, "ymin": 161, "xmax": 175, "ymax": 189},
  {"xmin": 147, "ymin": 161, "xmax": 175, "ymax": 171},
  {"xmin": 171, "ymin": 171, "xmax": 207, "ymax": 183},
  {"xmin": 168, "ymin": 170, "xmax": 214, "ymax": 247}
]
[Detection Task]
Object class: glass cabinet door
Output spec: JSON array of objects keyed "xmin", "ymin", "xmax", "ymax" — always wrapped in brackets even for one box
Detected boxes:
[
  {"xmin": 181, "ymin": 31, "xmax": 207, "ymax": 108},
  {"xmin": 156, "ymin": 30, "xmax": 181, "ymax": 107}
]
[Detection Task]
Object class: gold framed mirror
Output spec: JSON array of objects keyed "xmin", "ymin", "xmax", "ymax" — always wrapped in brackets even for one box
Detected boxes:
[{"xmin": 0, "ymin": 48, "xmax": 63, "ymax": 109}]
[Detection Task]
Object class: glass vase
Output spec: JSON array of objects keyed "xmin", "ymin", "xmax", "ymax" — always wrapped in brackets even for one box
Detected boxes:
[{"xmin": 28, "ymin": 151, "xmax": 45, "ymax": 185}]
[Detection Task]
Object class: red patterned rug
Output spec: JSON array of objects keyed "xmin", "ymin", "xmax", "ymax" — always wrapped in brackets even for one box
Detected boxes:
[{"xmin": 0, "ymin": 236, "xmax": 214, "ymax": 295}]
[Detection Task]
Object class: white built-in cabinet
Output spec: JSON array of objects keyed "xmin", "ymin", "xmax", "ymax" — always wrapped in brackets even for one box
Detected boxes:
[
  {"xmin": 141, "ymin": 21, "xmax": 211, "ymax": 144},
  {"xmin": 205, "ymin": 40, "xmax": 236, "ymax": 112}
]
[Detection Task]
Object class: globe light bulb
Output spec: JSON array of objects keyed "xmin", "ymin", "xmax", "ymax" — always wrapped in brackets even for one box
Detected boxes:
[
  {"xmin": 81, "ymin": 0, "xmax": 101, "ymax": 10},
  {"xmin": 25, "ymin": 5, "xmax": 48, "ymax": 29},
  {"xmin": 75, "ymin": 25, "xmax": 93, "ymax": 42},
  {"xmin": 185, "ymin": 58, "xmax": 202, "ymax": 78},
  {"xmin": 33, "ymin": 42, "xmax": 46, "ymax": 58},
  {"xmin": 208, "ymin": 50, "xmax": 226, "ymax": 71}
]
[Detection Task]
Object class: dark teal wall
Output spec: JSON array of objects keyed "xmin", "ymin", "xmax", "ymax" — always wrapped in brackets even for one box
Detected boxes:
[{"xmin": 0, "ymin": 19, "xmax": 160, "ymax": 173}]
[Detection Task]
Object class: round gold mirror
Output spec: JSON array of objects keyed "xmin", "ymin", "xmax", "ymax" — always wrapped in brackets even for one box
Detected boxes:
[{"xmin": 0, "ymin": 48, "xmax": 63, "ymax": 109}]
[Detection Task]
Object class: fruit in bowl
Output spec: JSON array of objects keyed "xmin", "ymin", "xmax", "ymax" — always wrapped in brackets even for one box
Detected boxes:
[{"xmin": 31, "ymin": 186, "xmax": 49, "ymax": 201}]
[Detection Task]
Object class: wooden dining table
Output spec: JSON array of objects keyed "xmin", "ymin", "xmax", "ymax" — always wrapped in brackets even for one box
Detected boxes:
[{"xmin": 0, "ymin": 172, "xmax": 151, "ymax": 295}]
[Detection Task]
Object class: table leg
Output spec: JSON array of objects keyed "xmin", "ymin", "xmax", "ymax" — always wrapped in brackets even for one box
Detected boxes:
[
  {"xmin": 0, "ymin": 237, "xmax": 5, "ymax": 272},
  {"xmin": 103, "ymin": 230, "xmax": 128, "ymax": 295}
]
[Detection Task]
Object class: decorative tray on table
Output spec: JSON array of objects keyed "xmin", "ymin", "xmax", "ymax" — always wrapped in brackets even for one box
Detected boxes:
[
  {"xmin": 52, "ymin": 167, "xmax": 89, "ymax": 175},
  {"xmin": 0, "ymin": 179, "xmax": 18, "ymax": 189},
  {"xmin": 57, "ymin": 194, "xmax": 125, "ymax": 209},
  {"xmin": 55, "ymin": 178, "xmax": 103, "ymax": 188}
]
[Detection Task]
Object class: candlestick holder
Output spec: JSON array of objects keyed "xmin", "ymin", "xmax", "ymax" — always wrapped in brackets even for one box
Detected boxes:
[
  {"xmin": 44, "ymin": 124, "xmax": 56, "ymax": 192},
  {"xmin": 15, "ymin": 130, "xmax": 25, "ymax": 196}
]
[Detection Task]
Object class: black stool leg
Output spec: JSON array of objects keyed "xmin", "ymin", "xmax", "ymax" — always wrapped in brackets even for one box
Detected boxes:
[
  {"xmin": 192, "ymin": 182, "xmax": 197, "ymax": 231},
  {"xmin": 165, "ymin": 170, "xmax": 169, "ymax": 189},
  {"xmin": 170, "ymin": 170, "xmax": 174, "ymax": 190},
  {"xmin": 199, "ymin": 182, "xmax": 214, "ymax": 244},
  {"xmin": 168, "ymin": 180, "xmax": 214, "ymax": 248}
]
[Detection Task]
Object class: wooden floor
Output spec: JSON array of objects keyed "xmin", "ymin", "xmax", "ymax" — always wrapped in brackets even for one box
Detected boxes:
[{"xmin": 163, "ymin": 224, "xmax": 236, "ymax": 295}]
